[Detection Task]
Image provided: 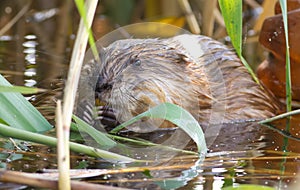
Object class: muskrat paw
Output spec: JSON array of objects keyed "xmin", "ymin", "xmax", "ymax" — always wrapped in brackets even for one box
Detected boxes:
[
  {"xmin": 80, "ymin": 101, "xmax": 96, "ymax": 125},
  {"xmin": 96, "ymin": 106, "xmax": 120, "ymax": 131}
]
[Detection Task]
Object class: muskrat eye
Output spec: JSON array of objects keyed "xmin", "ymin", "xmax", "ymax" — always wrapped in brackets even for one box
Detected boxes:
[
  {"xmin": 133, "ymin": 59, "xmax": 141, "ymax": 66},
  {"xmin": 129, "ymin": 54, "xmax": 141, "ymax": 66}
]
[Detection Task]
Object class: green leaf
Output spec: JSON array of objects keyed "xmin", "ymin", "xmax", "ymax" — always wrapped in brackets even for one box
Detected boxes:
[
  {"xmin": 74, "ymin": 0, "xmax": 99, "ymax": 61},
  {"xmin": 218, "ymin": 0, "xmax": 242, "ymax": 56},
  {"xmin": 0, "ymin": 123, "xmax": 135, "ymax": 162},
  {"xmin": 72, "ymin": 115, "xmax": 117, "ymax": 148},
  {"xmin": 222, "ymin": 184, "xmax": 275, "ymax": 190},
  {"xmin": 218, "ymin": 0, "xmax": 260, "ymax": 84},
  {"xmin": 75, "ymin": 160, "xmax": 89, "ymax": 169},
  {"xmin": 0, "ymin": 74, "xmax": 52, "ymax": 132},
  {"xmin": 279, "ymin": 0, "xmax": 292, "ymax": 113},
  {"xmin": 0, "ymin": 85, "xmax": 46, "ymax": 94},
  {"xmin": 110, "ymin": 102, "xmax": 207, "ymax": 154},
  {"xmin": 142, "ymin": 169, "xmax": 153, "ymax": 178},
  {"xmin": 71, "ymin": 117, "xmax": 198, "ymax": 155}
]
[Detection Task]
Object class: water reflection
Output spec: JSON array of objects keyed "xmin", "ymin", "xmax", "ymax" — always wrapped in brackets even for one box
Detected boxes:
[{"xmin": 77, "ymin": 121, "xmax": 299, "ymax": 189}]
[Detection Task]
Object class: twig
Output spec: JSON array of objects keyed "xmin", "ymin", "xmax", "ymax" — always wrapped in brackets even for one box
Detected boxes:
[
  {"xmin": 259, "ymin": 109, "xmax": 300, "ymax": 124},
  {"xmin": 253, "ymin": 0, "xmax": 277, "ymax": 33},
  {"xmin": 0, "ymin": 169, "xmax": 132, "ymax": 190},
  {"xmin": 62, "ymin": 0, "xmax": 98, "ymax": 127},
  {"xmin": 260, "ymin": 123, "xmax": 300, "ymax": 142},
  {"xmin": 201, "ymin": 0, "xmax": 218, "ymax": 36},
  {"xmin": 244, "ymin": 0, "xmax": 261, "ymax": 9},
  {"xmin": 213, "ymin": 9, "xmax": 225, "ymax": 27},
  {"xmin": 60, "ymin": 1, "xmax": 98, "ymax": 188},
  {"xmin": 0, "ymin": 0, "xmax": 31, "ymax": 36},
  {"xmin": 177, "ymin": 0, "xmax": 201, "ymax": 34},
  {"xmin": 56, "ymin": 100, "xmax": 70, "ymax": 189},
  {"xmin": 0, "ymin": 123, "xmax": 136, "ymax": 162}
]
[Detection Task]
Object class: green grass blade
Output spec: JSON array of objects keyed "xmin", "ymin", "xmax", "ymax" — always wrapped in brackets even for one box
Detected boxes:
[
  {"xmin": 0, "ymin": 74, "xmax": 52, "ymax": 132},
  {"xmin": 0, "ymin": 123, "xmax": 135, "ymax": 162},
  {"xmin": 279, "ymin": 0, "xmax": 292, "ymax": 113},
  {"xmin": 110, "ymin": 103, "xmax": 207, "ymax": 154},
  {"xmin": 72, "ymin": 115, "xmax": 117, "ymax": 148},
  {"xmin": 218, "ymin": 0, "xmax": 260, "ymax": 84},
  {"xmin": 72, "ymin": 116, "xmax": 198, "ymax": 155},
  {"xmin": 0, "ymin": 85, "xmax": 46, "ymax": 94},
  {"xmin": 74, "ymin": 0, "xmax": 99, "ymax": 62},
  {"xmin": 218, "ymin": 0, "xmax": 242, "ymax": 55},
  {"xmin": 259, "ymin": 109, "xmax": 300, "ymax": 124},
  {"xmin": 222, "ymin": 184, "xmax": 275, "ymax": 190}
]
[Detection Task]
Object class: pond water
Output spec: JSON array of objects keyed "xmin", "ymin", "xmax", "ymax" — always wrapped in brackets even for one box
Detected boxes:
[{"xmin": 1, "ymin": 1, "xmax": 300, "ymax": 190}]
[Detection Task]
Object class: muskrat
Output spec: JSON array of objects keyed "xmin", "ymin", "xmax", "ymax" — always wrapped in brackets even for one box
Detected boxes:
[{"xmin": 92, "ymin": 34, "xmax": 280, "ymax": 132}]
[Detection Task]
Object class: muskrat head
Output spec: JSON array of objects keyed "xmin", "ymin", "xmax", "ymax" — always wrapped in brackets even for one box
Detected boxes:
[{"xmin": 95, "ymin": 38, "xmax": 211, "ymax": 132}]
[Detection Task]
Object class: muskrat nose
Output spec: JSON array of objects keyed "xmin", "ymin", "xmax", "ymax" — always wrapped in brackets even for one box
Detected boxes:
[
  {"xmin": 96, "ymin": 83, "xmax": 112, "ymax": 92},
  {"xmin": 95, "ymin": 76, "xmax": 112, "ymax": 93}
]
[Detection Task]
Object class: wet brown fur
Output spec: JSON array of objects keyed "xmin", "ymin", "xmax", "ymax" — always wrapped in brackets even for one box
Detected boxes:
[{"xmin": 96, "ymin": 34, "xmax": 281, "ymax": 130}]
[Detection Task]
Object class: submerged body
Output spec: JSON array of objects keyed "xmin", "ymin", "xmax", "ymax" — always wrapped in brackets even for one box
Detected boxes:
[{"xmin": 94, "ymin": 34, "xmax": 280, "ymax": 132}]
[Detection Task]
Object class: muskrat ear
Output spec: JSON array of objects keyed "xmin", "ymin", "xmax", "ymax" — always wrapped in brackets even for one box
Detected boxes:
[
  {"xmin": 164, "ymin": 41, "xmax": 195, "ymax": 66},
  {"xmin": 177, "ymin": 51, "xmax": 194, "ymax": 65}
]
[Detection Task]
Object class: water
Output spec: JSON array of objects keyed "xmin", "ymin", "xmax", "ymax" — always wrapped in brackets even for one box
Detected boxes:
[{"xmin": 1, "ymin": 1, "xmax": 300, "ymax": 189}]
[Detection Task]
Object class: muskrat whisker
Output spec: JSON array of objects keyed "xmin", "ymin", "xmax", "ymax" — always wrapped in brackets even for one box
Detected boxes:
[{"xmin": 116, "ymin": 80, "xmax": 158, "ymax": 116}]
